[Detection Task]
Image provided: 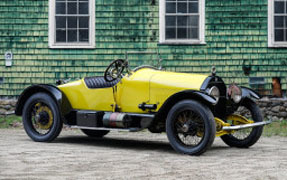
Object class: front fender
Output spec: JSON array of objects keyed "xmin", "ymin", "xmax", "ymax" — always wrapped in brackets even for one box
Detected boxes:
[
  {"xmin": 158, "ymin": 90, "xmax": 217, "ymax": 115},
  {"xmin": 241, "ymin": 86, "xmax": 261, "ymax": 100},
  {"xmin": 15, "ymin": 84, "xmax": 63, "ymax": 116}
]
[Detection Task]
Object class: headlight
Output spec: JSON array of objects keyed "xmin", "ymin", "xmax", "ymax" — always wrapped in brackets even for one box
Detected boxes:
[
  {"xmin": 208, "ymin": 86, "xmax": 220, "ymax": 104},
  {"xmin": 227, "ymin": 84, "xmax": 242, "ymax": 103}
]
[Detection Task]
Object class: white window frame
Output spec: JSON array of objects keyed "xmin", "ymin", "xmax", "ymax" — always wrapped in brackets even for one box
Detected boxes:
[
  {"xmin": 48, "ymin": 0, "xmax": 95, "ymax": 49},
  {"xmin": 159, "ymin": 0, "xmax": 205, "ymax": 44},
  {"xmin": 268, "ymin": 0, "xmax": 287, "ymax": 47}
]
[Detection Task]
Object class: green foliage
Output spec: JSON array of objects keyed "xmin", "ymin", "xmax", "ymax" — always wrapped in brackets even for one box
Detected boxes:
[
  {"xmin": 0, "ymin": 115, "xmax": 22, "ymax": 128},
  {"xmin": 263, "ymin": 120, "xmax": 287, "ymax": 137}
]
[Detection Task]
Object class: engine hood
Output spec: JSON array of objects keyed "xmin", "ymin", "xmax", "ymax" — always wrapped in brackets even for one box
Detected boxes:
[{"xmin": 132, "ymin": 68, "xmax": 208, "ymax": 91}]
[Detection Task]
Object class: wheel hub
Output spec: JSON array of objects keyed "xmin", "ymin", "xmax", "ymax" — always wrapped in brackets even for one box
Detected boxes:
[{"xmin": 34, "ymin": 105, "xmax": 53, "ymax": 130}]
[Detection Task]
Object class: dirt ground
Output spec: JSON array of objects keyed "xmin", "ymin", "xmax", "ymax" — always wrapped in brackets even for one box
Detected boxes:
[{"xmin": 0, "ymin": 129, "xmax": 286, "ymax": 180}]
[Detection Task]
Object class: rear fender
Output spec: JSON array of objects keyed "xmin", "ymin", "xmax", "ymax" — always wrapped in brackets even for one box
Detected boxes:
[{"xmin": 15, "ymin": 85, "xmax": 71, "ymax": 117}]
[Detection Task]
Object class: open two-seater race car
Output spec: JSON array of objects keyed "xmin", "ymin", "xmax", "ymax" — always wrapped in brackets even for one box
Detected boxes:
[{"xmin": 15, "ymin": 59, "xmax": 271, "ymax": 155}]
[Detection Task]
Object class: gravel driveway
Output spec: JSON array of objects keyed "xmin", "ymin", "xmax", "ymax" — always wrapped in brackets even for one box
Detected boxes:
[{"xmin": 0, "ymin": 129, "xmax": 286, "ymax": 180}]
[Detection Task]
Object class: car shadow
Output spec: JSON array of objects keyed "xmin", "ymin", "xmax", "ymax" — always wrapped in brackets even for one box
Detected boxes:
[
  {"xmin": 54, "ymin": 135, "xmax": 175, "ymax": 154},
  {"xmin": 54, "ymin": 135, "xmax": 231, "ymax": 155}
]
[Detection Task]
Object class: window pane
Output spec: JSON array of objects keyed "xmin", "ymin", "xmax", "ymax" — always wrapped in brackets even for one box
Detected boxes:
[
  {"xmin": 177, "ymin": 3, "xmax": 187, "ymax": 13},
  {"xmin": 56, "ymin": 30, "xmax": 66, "ymax": 42},
  {"xmin": 79, "ymin": 30, "xmax": 89, "ymax": 42},
  {"xmin": 68, "ymin": 17, "xmax": 77, "ymax": 28},
  {"xmin": 177, "ymin": 16, "xmax": 188, "ymax": 26},
  {"xmin": 166, "ymin": 28, "xmax": 176, "ymax": 39},
  {"xmin": 79, "ymin": 3, "xmax": 89, "ymax": 14},
  {"xmin": 177, "ymin": 28, "xmax": 187, "ymax": 39},
  {"xmin": 166, "ymin": 16, "xmax": 176, "ymax": 27},
  {"xmin": 189, "ymin": 16, "xmax": 199, "ymax": 27},
  {"xmin": 56, "ymin": 3, "xmax": 66, "ymax": 14},
  {"xmin": 166, "ymin": 3, "xmax": 176, "ymax": 13},
  {"xmin": 275, "ymin": 29, "xmax": 284, "ymax": 41},
  {"xmin": 188, "ymin": 2, "xmax": 198, "ymax": 13},
  {"xmin": 188, "ymin": 28, "xmax": 198, "ymax": 39},
  {"xmin": 275, "ymin": 1, "xmax": 284, "ymax": 14},
  {"xmin": 68, "ymin": 3, "xmax": 77, "ymax": 14},
  {"xmin": 79, "ymin": 17, "xmax": 89, "ymax": 28},
  {"xmin": 67, "ymin": 0, "xmax": 77, "ymax": 1},
  {"xmin": 68, "ymin": 30, "xmax": 77, "ymax": 42},
  {"xmin": 56, "ymin": 16, "xmax": 66, "ymax": 28},
  {"xmin": 275, "ymin": 16, "xmax": 284, "ymax": 28}
]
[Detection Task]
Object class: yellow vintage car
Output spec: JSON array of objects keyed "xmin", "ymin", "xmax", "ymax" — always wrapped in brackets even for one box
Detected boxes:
[{"xmin": 15, "ymin": 59, "xmax": 271, "ymax": 155}]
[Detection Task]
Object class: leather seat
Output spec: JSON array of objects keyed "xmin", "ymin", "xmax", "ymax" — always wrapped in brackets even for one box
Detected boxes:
[{"xmin": 84, "ymin": 76, "xmax": 119, "ymax": 89}]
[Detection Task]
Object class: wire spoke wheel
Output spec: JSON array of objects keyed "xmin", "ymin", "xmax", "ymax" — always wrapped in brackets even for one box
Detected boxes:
[
  {"xmin": 174, "ymin": 110, "xmax": 205, "ymax": 147},
  {"xmin": 29, "ymin": 102, "xmax": 54, "ymax": 135},
  {"xmin": 221, "ymin": 99, "xmax": 263, "ymax": 148},
  {"xmin": 166, "ymin": 100, "xmax": 215, "ymax": 155},
  {"xmin": 22, "ymin": 93, "xmax": 63, "ymax": 142}
]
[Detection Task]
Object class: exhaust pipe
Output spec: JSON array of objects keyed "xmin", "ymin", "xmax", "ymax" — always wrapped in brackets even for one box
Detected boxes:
[{"xmin": 222, "ymin": 120, "xmax": 272, "ymax": 131}]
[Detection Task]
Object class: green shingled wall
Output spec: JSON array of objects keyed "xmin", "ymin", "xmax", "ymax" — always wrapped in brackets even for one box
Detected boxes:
[{"xmin": 0, "ymin": 0, "xmax": 286, "ymax": 96}]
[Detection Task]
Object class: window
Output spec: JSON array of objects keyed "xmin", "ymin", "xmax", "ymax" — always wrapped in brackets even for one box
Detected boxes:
[
  {"xmin": 159, "ymin": 0, "xmax": 205, "ymax": 44},
  {"xmin": 268, "ymin": 0, "xmax": 287, "ymax": 47},
  {"xmin": 49, "ymin": 0, "xmax": 95, "ymax": 48}
]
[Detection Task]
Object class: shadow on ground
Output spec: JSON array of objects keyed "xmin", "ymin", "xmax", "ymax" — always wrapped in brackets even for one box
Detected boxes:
[{"xmin": 54, "ymin": 135, "xmax": 230, "ymax": 155}]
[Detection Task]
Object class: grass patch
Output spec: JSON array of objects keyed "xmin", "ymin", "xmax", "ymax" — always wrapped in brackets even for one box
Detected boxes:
[
  {"xmin": 0, "ymin": 115, "xmax": 22, "ymax": 128},
  {"xmin": 263, "ymin": 120, "xmax": 287, "ymax": 137}
]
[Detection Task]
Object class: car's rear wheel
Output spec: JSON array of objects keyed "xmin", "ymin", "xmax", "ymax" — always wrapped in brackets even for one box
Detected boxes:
[
  {"xmin": 81, "ymin": 129, "xmax": 110, "ymax": 137},
  {"xmin": 22, "ymin": 93, "xmax": 62, "ymax": 142},
  {"xmin": 220, "ymin": 99, "xmax": 263, "ymax": 148},
  {"xmin": 166, "ymin": 100, "xmax": 216, "ymax": 155}
]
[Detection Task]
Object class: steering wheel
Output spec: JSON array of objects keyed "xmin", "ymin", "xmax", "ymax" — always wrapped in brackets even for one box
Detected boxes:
[{"xmin": 104, "ymin": 59, "xmax": 127, "ymax": 82}]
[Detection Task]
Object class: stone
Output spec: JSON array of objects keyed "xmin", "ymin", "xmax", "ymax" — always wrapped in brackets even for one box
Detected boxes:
[
  {"xmin": 279, "ymin": 106, "xmax": 286, "ymax": 111},
  {"xmin": 3, "ymin": 105, "xmax": 11, "ymax": 110},
  {"xmin": 271, "ymin": 106, "xmax": 280, "ymax": 113},
  {"xmin": 271, "ymin": 101, "xmax": 281, "ymax": 107},
  {"xmin": 284, "ymin": 103, "xmax": 287, "ymax": 108},
  {"xmin": 0, "ymin": 108, "xmax": 6, "ymax": 115},
  {"xmin": 279, "ymin": 112, "xmax": 287, "ymax": 118},
  {"xmin": 272, "ymin": 116, "xmax": 279, "ymax": 121}
]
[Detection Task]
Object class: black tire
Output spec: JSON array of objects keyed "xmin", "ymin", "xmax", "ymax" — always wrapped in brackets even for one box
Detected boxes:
[
  {"xmin": 220, "ymin": 99, "xmax": 263, "ymax": 148},
  {"xmin": 81, "ymin": 129, "xmax": 110, "ymax": 138},
  {"xmin": 166, "ymin": 100, "xmax": 216, "ymax": 155},
  {"xmin": 22, "ymin": 93, "xmax": 63, "ymax": 142}
]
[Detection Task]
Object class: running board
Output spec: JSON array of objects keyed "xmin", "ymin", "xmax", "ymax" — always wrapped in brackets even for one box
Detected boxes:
[
  {"xmin": 69, "ymin": 125, "xmax": 144, "ymax": 132},
  {"xmin": 222, "ymin": 120, "xmax": 272, "ymax": 131}
]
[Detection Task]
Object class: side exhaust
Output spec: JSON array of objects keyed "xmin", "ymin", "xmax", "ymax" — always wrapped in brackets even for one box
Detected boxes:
[{"xmin": 222, "ymin": 120, "xmax": 272, "ymax": 131}]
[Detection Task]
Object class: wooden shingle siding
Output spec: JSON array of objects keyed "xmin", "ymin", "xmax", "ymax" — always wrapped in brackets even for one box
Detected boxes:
[{"xmin": 0, "ymin": 0, "xmax": 286, "ymax": 96}]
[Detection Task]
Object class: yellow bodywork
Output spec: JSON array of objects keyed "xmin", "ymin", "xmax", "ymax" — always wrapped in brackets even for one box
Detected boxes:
[{"xmin": 58, "ymin": 68, "xmax": 208, "ymax": 113}]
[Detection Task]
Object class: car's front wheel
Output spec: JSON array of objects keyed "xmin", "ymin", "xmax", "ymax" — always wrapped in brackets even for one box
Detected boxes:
[
  {"xmin": 220, "ymin": 99, "xmax": 263, "ymax": 148},
  {"xmin": 22, "ymin": 93, "xmax": 63, "ymax": 142},
  {"xmin": 166, "ymin": 100, "xmax": 216, "ymax": 155}
]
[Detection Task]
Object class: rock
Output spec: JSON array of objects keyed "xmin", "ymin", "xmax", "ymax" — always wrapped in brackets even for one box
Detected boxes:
[
  {"xmin": 272, "ymin": 116, "xmax": 279, "ymax": 121},
  {"xmin": 271, "ymin": 106, "xmax": 280, "ymax": 113},
  {"xmin": 10, "ymin": 122, "xmax": 22, "ymax": 128},
  {"xmin": 279, "ymin": 112, "xmax": 287, "ymax": 118},
  {"xmin": 259, "ymin": 103, "xmax": 268, "ymax": 107},
  {"xmin": 279, "ymin": 106, "xmax": 286, "ymax": 111},
  {"xmin": 0, "ymin": 108, "xmax": 6, "ymax": 115},
  {"xmin": 3, "ymin": 105, "xmax": 11, "ymax": 110},
  {"xmin": 271, "ymin": 101, "xmax": 281, "ymax": 107},
  {"xmin": 283, "ymin": 102, "xmax": 287, "ymax": 108},
  {"xmin": 10, "ymin": 101, "xmax": 17, "ymax": 107}
]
